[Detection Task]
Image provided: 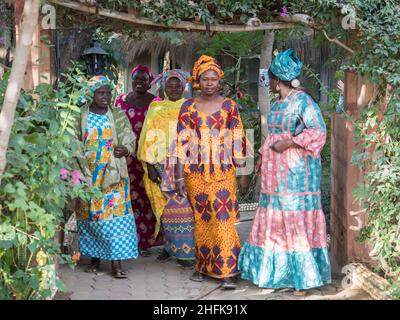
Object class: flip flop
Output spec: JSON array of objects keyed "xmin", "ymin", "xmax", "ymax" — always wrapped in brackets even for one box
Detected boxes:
[
  {"xmin": 190, "ymin": 272, "xmax": 204, "ymax": 282},
  {"xmin": 140, "ymin": 249, "xmax": 152, "ymax": 257},
  {"xmin": 221, "ymin": 279, "xmax": 237, "ymax": 290},
  {"xmin": 177, "ymin": 260, "xmax": 195, "ymax": 268},
  {"xmin": 84, "ymin": 263, "xmax": 100, "ymax": 274},
  {"xmin": 293, "ymin": 290, "xmax": 307, "ymax": 296},
  {"xmin": 157, "ymin": 250, "xmax": 171, "ymax": 262},
  {"xmin": 112, "ymin": 269, "xmax": 127, "ymax": 279}
]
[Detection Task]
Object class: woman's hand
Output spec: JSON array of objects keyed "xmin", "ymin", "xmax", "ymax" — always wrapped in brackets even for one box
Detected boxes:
[
  {"xmin": 175, "ymin": 179, "xmax": 187, "ymax": 198},
  {"xmin": 147, "ymin": 163, "xmax": 161, "ymax": 184},
  {"xmin": 255, "ymin": 157, "xmax": 262, "ymax": 175},
  {"xmin": 74, "ymin": 198, "xmax": 85, "ymax": 213},
  {"xmin": 114, "ymin": 145, "xmax": 129, "ymax": 158},
  {"xmin": 238, "ymin": 175, "xmax": 250, "ymax": 196},
  {"xmin": 270, "ymin": 139, "xmax": 298, "ymax": 153}
]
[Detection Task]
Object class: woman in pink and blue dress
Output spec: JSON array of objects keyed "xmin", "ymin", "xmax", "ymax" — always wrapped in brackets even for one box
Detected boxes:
[
  {"xmin": 238, "ymin": 49, "xmax": 331, "ymax": 296},
  {"xmin": 115, "ymin": 65, "xmax": 163, "ymax": 256}
]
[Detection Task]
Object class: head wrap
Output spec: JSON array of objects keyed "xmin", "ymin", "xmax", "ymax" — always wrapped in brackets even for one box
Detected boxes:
[
  {"xmin": 131, "ymin": 64, "xmax": 154, "ymax": 83},
  {"xmin": 151, "ymin": 69, "xmax": 190, "ymax": 90},
  {"xmin": 269, "ymin": 49, "xmax": 303, "ymax": 82},
  {"xmin": 188, "ymin": 55, "xmax": 224, "ymax": 90},
  {"xmin": 79, "ymin": 75, "xmax": 111, "ymax": 104}
]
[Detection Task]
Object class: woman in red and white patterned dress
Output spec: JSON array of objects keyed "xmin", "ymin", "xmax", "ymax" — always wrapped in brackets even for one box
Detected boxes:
[{"xmin": 115, "ymin": 65, "xmax": 163, "ymax": 256}]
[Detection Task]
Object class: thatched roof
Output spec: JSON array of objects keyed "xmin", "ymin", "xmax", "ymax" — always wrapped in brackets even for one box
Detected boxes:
[{"xmin": 116, "ymin": 32, "xmax": 203, "ymax": 68}]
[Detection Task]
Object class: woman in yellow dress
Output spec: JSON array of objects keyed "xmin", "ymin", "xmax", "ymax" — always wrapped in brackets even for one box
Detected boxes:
[
  {"xmin": 138, "ymin": 69, "xmax": 195, "ymax": 268},
  {"xmin": 175, "ymin": 56, "xmax": 250, "ymax": 289}
]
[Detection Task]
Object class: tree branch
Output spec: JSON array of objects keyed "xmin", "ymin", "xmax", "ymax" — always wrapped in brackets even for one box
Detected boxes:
[
  {"xmin": 321, "ymin": 29, "xmax": 355, "ymax": 54},
  {"xmin": 50, "ymin": 0, "xmax": 295, "ymax": 32},
  {"xmin": 0, "ymin": 0, "xmax": 40, "ymax": 182}
]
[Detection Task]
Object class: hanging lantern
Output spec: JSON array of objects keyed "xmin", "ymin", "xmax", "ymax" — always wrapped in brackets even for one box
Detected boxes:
[{"xmin": 82, "ymin": 35, "xmax": 109, "ymax": 76}]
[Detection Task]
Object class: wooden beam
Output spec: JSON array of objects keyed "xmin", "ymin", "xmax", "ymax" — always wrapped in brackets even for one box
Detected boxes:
[{"xmin": 50, "ymin": 0, "xmax": 296, "ymax": 32}]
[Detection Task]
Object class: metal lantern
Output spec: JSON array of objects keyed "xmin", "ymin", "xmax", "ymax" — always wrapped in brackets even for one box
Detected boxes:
[{"xmin": 82, "ymin": 35, "xmax": 109, "ymax": 76}]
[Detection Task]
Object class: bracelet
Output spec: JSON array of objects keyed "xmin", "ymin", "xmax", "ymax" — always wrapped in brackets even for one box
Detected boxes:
[{"xmin": 175, "ymin": 177, "xmax": 185, "ymax": 182}]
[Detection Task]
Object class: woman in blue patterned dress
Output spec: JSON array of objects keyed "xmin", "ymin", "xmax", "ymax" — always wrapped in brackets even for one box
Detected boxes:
[{"xmin": 75, "ymin": 76, "xmax": 138, "ymax": 278}]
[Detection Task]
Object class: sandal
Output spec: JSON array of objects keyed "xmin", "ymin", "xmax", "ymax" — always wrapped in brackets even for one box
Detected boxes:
[
  {"xmin": 221, "ymin": 277, "xmax": 237, "ymax": 290},
  {"xmin": 139, "ymin": 249, "xmax": 152, "ymax": 257},
  {"xmin": 293, "ymin": 290, "xmax": 307, "ymax": 296},
  {"xmin": 157, "ymin": 249, "xmax": 171, "ymax": 261},
  {"xmin": 190, "ymin": 271, "xmax": 205, "ymax": 282},
  {"xmin": 177, "ymin": 260, "xmax": 195, "ymax": 268},
  {"xmin": 112, "ymin": 268, "xmax": 127, "ymax": 279},
  {"xmin": 85, "ymin": 258, "xmax": 100, "ymax": 273}
]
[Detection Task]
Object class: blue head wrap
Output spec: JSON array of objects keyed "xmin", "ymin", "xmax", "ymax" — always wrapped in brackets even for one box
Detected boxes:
[
  {"xmin": 269, "ymin": 49, "xmax": 303, "ymax": 81},
  {"xmin": 78, "ymin": 75, "xmax": 111, "ymax": 104}
]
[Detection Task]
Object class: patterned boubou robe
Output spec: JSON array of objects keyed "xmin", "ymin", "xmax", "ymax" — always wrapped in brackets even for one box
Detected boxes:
[
  {"xmin": 238, "ymin": 90, "xmax": 331, "ymax": 290},
  {"xmin": 74, "ymin": 105, "xmax": 139, "ymax": 260}
]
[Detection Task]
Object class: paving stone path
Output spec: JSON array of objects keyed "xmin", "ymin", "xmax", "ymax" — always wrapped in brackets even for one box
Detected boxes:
[{"xmin": 55, "ymin": 211, "xmax": 370, "ymax": 300}]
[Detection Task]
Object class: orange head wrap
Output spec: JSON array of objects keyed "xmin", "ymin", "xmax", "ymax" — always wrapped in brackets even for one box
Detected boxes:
[{"xmin": 188, "ymin": 55, "xmax": 224, "ymax": 90}]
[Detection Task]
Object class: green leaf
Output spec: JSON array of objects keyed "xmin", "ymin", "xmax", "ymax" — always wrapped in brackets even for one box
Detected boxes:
[
  {"xmin": 30, "ymin": 275, "xmax": 39, "ymax": 290},
  {"xmin": 23, "ymin": 132, "xmax": 41, "ymax": 145},
  {"xmin": 13, "ymin": 270, "xmax": 26, "ymax": 279},
  {"xmin": 3, "ymin": 183, "xmax": 16, "ymax": 194},
  {"xmin": 8, "ymin": 198, "xmax": 29, "ymax": 211},
  {"xmin": 55, "ymin": 279, "xmax": 66, "ymax": 292},
  {"xmin": 0, "ymin": 240, "xmax": 15, "ymax": 249}
]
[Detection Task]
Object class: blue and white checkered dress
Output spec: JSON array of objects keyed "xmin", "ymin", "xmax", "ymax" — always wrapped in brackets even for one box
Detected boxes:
[{"xmin": 77, "ymin": 112, "xmax": 139, "ymax": 260}]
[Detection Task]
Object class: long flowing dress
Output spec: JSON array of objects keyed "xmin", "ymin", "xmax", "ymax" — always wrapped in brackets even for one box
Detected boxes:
[
  {"xmin": 138, "ymin": 98, "xmax": 195, "ymax": 260},
  {"xmin": 115, "ymin": 94, "xmax": 164, "ymax": 250},
  {"xmin": 238, "ymin": 90, "xmax": 331, "ymax": 290},
  {"xmin": 177, "ymin": 98, "xmax": 246, "ymax": 278},
  {"xmin": 77, "ymin": 110, "xmax": 138, "ymax": 260}
]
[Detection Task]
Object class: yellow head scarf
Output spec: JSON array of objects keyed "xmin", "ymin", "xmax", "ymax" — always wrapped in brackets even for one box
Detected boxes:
[{"xmin": 188, "ymin": 55, "xmax": 224, "ymax": 90}]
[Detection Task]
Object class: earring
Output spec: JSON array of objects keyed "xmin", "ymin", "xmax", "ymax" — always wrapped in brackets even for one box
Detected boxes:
[{"xmin": 276, "ymin": 84, "xmax": 280, "ymax": 91}]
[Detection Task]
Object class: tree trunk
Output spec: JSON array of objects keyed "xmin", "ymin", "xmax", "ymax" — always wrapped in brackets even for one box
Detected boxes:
[
  {"xmin": 258, "ymin": 31, "xmax": 274, "ymax": 143},
  {"xmin": 0, "ymin": 0, "xmax": 40, "ymax": 181}
]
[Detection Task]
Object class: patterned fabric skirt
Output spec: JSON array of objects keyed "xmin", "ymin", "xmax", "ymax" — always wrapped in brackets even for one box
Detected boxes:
[
  {"xmin": 185, "ymin": 169, "xmax": 241, "ymax": 279},
  {"xmin": 127, "ymin": 155, "xmax": 164, "ymax": 250},
  {"xmin": 161, "ymin": 191, "xmax": 195, "ymax": 260},
  {"xmin": 238, "ymin": 193, "xmax": 331, "ymax": 290},
  {"xmin": 77, "ymin": 177, "xmax": 138, "ymax": 260}
]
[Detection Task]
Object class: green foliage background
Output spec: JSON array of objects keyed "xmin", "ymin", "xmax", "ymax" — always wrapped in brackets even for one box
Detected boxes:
[{"xmin": 0, "ymin": 67, "xmax": 91, "ymax": 299}]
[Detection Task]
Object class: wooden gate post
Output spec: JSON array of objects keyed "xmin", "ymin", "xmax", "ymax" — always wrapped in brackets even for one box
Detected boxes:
[{"xmin": 330, "ymin": 70, "xmax": 376, "ymax": 274}]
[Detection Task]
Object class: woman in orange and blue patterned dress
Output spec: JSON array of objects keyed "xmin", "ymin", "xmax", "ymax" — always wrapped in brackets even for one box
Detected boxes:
[{"xmin": 175, "ymin": 55, "xmax": 250, "ymax": 289}]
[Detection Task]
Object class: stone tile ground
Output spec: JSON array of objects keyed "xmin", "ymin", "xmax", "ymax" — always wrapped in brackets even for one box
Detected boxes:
[{"xmin": 55, "ymin": 211, "xmax": 370, "ymax": 300}]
